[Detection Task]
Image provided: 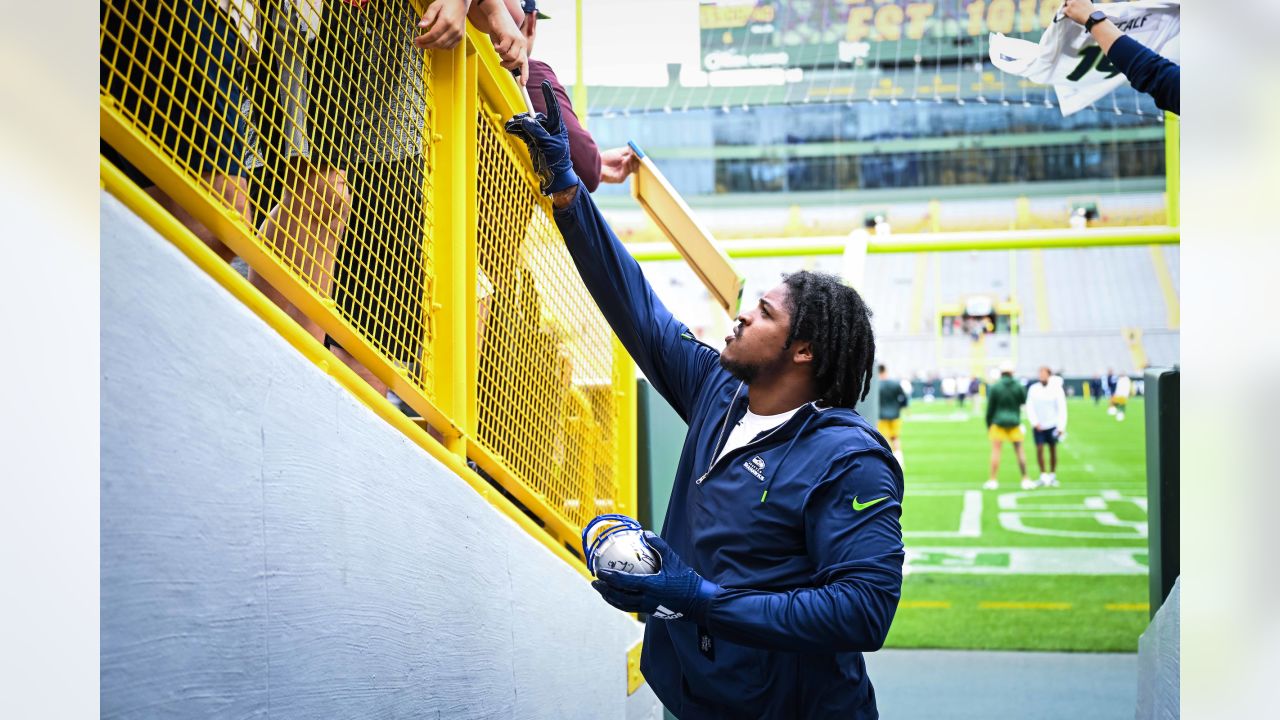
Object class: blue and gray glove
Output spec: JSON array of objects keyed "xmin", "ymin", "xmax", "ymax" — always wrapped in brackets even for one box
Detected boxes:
[
  {"xmin": 503, "ymin": 80, "xmax": 579, "ymax": 195},
  {"xmin": 592, "ymin": 532, "xmax": 720, "ymax": 621}
]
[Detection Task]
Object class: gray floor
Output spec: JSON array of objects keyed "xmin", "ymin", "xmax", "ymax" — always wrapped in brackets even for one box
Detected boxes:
[{"xmin": 866, "ymin": 649, "xmax": 1137, "ymax": 719}]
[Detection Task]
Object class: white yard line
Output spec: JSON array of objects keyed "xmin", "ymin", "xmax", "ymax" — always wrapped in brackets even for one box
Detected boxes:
[
  {"xmin": 995, "ymin": 489, "xmax": 1149, "ymax": 539},
  {"xmin": 998, "ymin": 512, "xmax": 1148, "ymax": 539},
  {"xmin": 904, "ymin": 488, "xmax": 1149, "ymax": 541},
  {"xmin": 905, "ymin": 483, "xmax": 1146, "ymax": 492},
  {"xmin": 904, "ymin": 490, "xmax": 983, "ymax": 538},
  {"xmin": 904, "ymin": 546, "xmax": 1149, "ymax": 575}
]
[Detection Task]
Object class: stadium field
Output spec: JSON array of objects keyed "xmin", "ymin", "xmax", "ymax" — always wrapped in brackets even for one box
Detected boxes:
[{"xmin": 883, "ymin": 396, "xmax": 1149, "ymax": 653}]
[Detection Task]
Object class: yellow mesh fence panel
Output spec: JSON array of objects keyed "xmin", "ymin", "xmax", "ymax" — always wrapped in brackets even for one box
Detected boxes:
[
  {"xmin": 475, "ymin": 106, "xmax": 621, "ymax": 530},
  {"xmin": 100, "ymin": 0, "xmax": 632, "ymax": 558},
  {"xmin": 100, "ymin": 0, "xmax": 438, "ymax": 396}
]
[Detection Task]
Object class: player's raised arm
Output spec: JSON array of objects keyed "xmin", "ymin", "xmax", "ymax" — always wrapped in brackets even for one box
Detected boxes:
[{"xmin": 504, "ymin": 83, "xmax": 722, "ymax": 420}]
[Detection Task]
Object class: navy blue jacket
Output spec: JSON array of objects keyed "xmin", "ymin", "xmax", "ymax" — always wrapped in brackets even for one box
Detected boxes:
[
  {"xmin": 554, "ymin": 183, "xmax": 904, "ymax": 719},
  {"xmin": 1108, "ymin": 35, "xmax": 1180, "ymax": 115}
]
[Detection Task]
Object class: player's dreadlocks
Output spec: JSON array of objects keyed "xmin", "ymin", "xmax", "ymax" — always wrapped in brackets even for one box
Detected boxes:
[{"xmin": 781, "ymin": 270, "xmax": 876, "ymax": 408}]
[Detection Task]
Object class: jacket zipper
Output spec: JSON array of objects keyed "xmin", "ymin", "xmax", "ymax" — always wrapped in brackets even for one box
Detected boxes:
[
  {"xmin": 697, "ymin": 382, "xmax": 743, "ymax": 485},
  {"xmin": 695, "ymin": 402, "xmax": 816, "ymax": 485}
]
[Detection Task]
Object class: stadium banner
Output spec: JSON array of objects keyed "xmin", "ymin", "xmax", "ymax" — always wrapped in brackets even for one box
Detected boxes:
[{"xmin": 698, "ymin": 0, "xmax": 1117, "ymax": 70}]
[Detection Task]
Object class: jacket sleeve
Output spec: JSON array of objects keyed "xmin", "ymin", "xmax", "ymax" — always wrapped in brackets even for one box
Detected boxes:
[
  {"xmin": 553, "ymin": 184, "xmax": 723, "ymax": 422},
  {"xmin": 1107, "ymin": 35, "xmax": 1180, "ymax": 115},
  {"xmin": 1025, "ymin": 388, "xmax": 1040, "ymax": 427},
  {"xmin": 1056, "ymin": 387, "xmax": 1068, "ymax": 431},
  {"xmin": 985, "ymin": 389, "xmax": 995, "ymax": 427},
  {"xmin": 698, "ymin": 450, "xmax": 904, "ymax": 653}
]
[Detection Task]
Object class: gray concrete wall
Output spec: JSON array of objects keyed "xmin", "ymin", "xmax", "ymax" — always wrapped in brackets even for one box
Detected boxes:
[
  {"xmin": 101, "ymin": 191, "xmax": 660, "ymax": 719},
  {"xmin": 1136, "ymin": 577, "xmax": 1179, "ymax": 719}
]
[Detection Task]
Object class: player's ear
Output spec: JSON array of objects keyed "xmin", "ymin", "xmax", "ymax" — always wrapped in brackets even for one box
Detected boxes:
[{"xmin": 791, "ymin": 340, "xmax": 813, "ymax": 366}]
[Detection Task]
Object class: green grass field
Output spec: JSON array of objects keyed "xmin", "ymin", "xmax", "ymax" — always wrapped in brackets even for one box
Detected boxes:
[{"xmin": 883, "ymin": 396, "xmax": 1150, "ymax": 652}]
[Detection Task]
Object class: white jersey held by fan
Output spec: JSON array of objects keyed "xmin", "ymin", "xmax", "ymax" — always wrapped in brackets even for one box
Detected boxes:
[{"xmin": 989, "ymin": 0, "xmax": 1180, "ymax": 116}]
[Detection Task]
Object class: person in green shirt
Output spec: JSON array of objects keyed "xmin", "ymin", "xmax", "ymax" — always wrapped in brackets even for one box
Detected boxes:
[
  {"xmin": 876, "ymin": 364, "xmax": 908, "ymax": 468},
  {"xmin": 984, "ymin": 361, "xmax": 1033, "ymax": 490}
]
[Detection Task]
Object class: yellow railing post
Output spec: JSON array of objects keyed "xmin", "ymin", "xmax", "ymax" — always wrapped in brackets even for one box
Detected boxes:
[
  {"xmin": 614, "ymin": 339, "xmax": 637, "ymax": 519},
  {"xmin": 465, "ymin": 39, "xmax": 480, "ymax": 440},
  {"xmin": 574, "ymin": 0, "xmax": 588, "ymax": 125},
  {"xmin": 431, "ymin": 40, "xmax": 471, "ymax": 457},
  {"xmin": 1164, "ymin": 111, "xmax": 1179, "ymax": 227}
]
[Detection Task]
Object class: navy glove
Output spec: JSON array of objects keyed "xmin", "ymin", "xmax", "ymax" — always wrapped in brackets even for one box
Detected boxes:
[
  {"xmin": 503, "ymin": 80, "xmax": 579, "ymax": 195},
  {"xmin": 592, "ymin": 532, "xmax": 720, "ymax": 621}
]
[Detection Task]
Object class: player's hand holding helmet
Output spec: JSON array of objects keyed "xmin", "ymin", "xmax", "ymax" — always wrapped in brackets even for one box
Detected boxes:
[
  {"xmin": 587, "ymin": 522, "xmax": 720, "ymax": 622},
  {"xmin": 504, "ymin": 81, "xmax": 579, "ymax": 194}
]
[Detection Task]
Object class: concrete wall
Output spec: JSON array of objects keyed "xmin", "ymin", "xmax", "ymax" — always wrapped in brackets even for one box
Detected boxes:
[
  {"xmin": 1136, "ymin": 577, "xmax": 1179, "ymax": 719},
  {"xmin": 101, "ymin": 192, "xmax": 660, "ymax": 719}
]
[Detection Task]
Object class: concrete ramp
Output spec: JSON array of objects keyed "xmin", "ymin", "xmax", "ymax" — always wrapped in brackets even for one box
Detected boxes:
[{"xmin": 101, "ymin": 191, "xmax": 660, "ymax": 719}]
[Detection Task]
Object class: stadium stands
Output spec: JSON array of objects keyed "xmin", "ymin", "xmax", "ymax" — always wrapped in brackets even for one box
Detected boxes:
[
  {"xmin": 637, "ymin": 244, "xmax": 1179, "ymax": 381},
  {"xmin": 869, "ymin": 246, "xmax": 1181, "ymax": 378},
  {"xmin": 1040, "ymin": 247, "xmax": 1172, "ymax": 332}
]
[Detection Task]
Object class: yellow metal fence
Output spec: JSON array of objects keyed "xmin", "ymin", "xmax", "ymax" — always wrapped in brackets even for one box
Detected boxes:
[{"xmin": 100, "ymin": 0, "xmax": 635, "ymax": 566}]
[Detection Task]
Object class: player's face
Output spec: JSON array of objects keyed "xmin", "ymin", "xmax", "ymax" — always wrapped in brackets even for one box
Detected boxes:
[
  {"xmin": 720, "ymin": 284, "xmax": 794, "ymax": 382},
  {"xmin": 1039, "ymin": 368, "xmax": 1050, "ymax": 384}
]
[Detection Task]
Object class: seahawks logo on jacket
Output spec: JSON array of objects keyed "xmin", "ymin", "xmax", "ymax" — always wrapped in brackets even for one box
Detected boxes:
[{"xmin": 742, "ymin": 455, "xmax": 766, "ymax": 482}]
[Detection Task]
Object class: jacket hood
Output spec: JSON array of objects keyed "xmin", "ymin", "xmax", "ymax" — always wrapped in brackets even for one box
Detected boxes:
[
  {"xmin": 782, "ymin": 402, "xmax": 892, "ymax": 454},
  {"xmin": 726, "ymin": 399, "xmax": 899, "ymax": 503}
]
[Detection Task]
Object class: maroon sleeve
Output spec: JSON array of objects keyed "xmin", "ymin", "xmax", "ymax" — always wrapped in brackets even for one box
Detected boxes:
[{"xmin": 526, "ymin": 59, "xmax": 602, "ymax": 192}]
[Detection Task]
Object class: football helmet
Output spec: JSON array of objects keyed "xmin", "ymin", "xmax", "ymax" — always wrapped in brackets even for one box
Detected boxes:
[{"xmin": 581, "ymin": 514, "xmax": 660, "ymax": 576}]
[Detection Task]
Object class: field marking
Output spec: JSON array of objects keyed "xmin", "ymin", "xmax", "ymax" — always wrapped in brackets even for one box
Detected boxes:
[
  {"xmin": 978, "ymin": 601, "xmax": 1073, "ymax": 610},
  {"xmin": 898, "ymin": 601, "xmax": 1149, "ymax": 612},
  {"xmin": 905, "ymin": 483, "xmax": 1147, "ymax": 493},
  {"xmin": 1105, "ymin": 603, "xmax": 1150, "ymax": 612},
  {"xmin": 997, "ymin": 489, "xmax": 1148, "ymax": 539},
  {"xmin": 903, "ymin": 490, "xmax": 983, "ymax": 538},
  {"xmin": 999, "ymin": 514, "xmax": 1147, "ymax": 539},
  {"xmin": 904, "ymin": 546, "xmax": 1148, "ymax": 575},
  {"xmin": 1103, "ymin": 489, "xmax": 1147, "ymax": 512},
  {"xmin": 903, "ymin": 488, "xmax": 1149, "ymax": 543}
]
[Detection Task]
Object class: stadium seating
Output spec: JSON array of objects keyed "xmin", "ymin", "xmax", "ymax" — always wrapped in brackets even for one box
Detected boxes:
[
  {"xmin": 636, "ymin": 243, "xmax": 1177, "ymax": 380},
  {"xmin": 870, "ymin": 246, "xmax": 1179, "ymax": 378}
]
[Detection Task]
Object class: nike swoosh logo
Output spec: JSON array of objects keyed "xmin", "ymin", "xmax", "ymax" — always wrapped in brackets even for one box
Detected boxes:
[{"xmin": 852, "ymin": 495, "xmax": 890, "ymax": 511}]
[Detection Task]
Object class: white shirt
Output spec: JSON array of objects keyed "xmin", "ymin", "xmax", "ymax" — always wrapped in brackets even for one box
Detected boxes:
[
  {"xmin": 989, "ymin": 0, "xmax": 1181, "ymax": 115},
  {"xmin": 716, "ymin": 405, "xmax": 802, "ymax": 463},
  {"xmin": 1115, "ymin": 375, "xmax": 1132, "ymax": 398},
  {"xmin": 1026, "ymin": 380, "xmax": 1068, "ymax": 431}
]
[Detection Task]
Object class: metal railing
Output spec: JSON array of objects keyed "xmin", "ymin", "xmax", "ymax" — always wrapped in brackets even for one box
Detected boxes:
[{"xmin": 100, "ymin": 0, "xmax": 635, "ymax": 566}]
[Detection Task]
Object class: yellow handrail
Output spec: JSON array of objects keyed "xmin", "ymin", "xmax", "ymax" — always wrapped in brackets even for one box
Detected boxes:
[{"xmin": 624, "ymin": 226, "xmax": 1181, "ymax": 261}]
